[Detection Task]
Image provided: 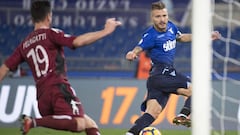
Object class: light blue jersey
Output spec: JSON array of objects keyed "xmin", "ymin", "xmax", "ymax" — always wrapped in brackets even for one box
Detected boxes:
[{"xmin": 138, "ymin": 21, "xmax": 181, "ymax": 66}]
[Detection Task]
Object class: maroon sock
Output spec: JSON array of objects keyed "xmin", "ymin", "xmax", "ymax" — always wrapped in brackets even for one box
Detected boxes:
[
  {"xmin": 35, "ymin": 115, "xmax": 79, "ymax": 132},
  {"xmin": 85, "ymin": 128, "xmax": 101, "ymax": 135}
]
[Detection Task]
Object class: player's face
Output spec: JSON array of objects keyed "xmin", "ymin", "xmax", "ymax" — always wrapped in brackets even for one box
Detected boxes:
[{"xmin": 151, "ymin": 8, "xmax": 169, "ymax": 32}]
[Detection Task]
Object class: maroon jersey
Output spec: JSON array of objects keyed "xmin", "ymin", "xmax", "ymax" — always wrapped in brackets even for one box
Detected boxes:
[{"xmin": 5, "ymin": 28, "xmax": 76, "ymax": 98}]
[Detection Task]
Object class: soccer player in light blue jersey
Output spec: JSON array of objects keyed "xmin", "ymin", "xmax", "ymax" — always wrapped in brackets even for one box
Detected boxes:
[{"xmin": 125, "ymin": 1, "xmax": 221, "ymax": 135}]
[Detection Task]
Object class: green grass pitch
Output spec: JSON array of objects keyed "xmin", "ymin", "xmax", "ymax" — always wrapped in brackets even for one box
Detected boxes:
[
  {"xmin": 0, "ymin": 127, "xmax": 191, "ymax": 135},
  {"xmin": 0, "ymin": 127, "xmax": 238, "ymax": 135}
]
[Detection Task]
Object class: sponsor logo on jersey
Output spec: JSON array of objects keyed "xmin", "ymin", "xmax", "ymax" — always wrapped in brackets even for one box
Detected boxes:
[{"xmin": 163, "ymin": 40, "xmax": 176, "ymax": 51}]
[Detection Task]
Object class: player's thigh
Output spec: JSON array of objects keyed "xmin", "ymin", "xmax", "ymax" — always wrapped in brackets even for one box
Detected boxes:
[
  {"xmin": 147, "ymin": 73, "xmax": 190, "ymax": 93},
  {"xmin": 53, "ymin": 84, "xmax": 85, "ymax": 117},
  {"xmin": 38, "ymin": 88, "xmax": 54, "ymax": 116},
  {"xmin": 141, "ymin": 89, "xmax": 170, "ymax": 112}
]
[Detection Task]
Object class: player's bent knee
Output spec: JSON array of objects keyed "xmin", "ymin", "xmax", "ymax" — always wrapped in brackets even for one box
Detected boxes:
[
  {"xmin": 148, "ymin": 109, "xmax": 161, "ymax": 119},
  {"xmin": 146, "ymin": 100, "xmax": 162, "ymax": 118},
  {"xmin": 84, "ymin": 114, "xmax": 99, "ymax": 129},
  {"xmin": 177, "ymin": 88, "xmax": 192, "ymax": 97},
  {"xmin": 75, "ymin": 117, "xmax": 86, "ymax": 132}
]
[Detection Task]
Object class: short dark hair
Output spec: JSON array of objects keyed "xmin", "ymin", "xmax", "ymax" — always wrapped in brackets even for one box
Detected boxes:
[
  {"xmin": 31, "ymin": 0, "xmax": 51, "ymax": 23},
  {"xmin": 151, "ymin": 1, "xmax": 166, "ymax": 10}
]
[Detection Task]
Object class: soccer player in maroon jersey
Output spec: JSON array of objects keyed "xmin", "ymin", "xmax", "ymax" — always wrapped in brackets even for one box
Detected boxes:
[{"xmin": 0, "ymin": 0, "xmax": 121, "ymax": 135}]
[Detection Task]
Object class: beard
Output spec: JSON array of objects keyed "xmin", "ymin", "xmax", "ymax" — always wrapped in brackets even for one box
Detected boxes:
[{"xmin": 154, "ymin": 23, "xmax": 167, "ymax": 32}]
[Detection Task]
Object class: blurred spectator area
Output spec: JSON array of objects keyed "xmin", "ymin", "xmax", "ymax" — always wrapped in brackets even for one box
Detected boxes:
[{"xmin": 1, "ymin": 24, "xmax": 240, "ymax": 77}]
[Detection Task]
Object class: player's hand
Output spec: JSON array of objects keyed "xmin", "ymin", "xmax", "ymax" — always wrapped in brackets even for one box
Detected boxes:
[
  {"xmin": 126, "ymin": 51, "xmax": 138, "ymax": 61},
  {"xmin": 211, "ymin": 31, "xmax": 221, "ymax": 40},
  {"xmin": 103, "ymin": 18, "xmax": 122, "ymax": 35}
]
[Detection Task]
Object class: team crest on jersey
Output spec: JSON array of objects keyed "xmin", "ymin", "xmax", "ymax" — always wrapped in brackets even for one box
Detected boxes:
[{"xmin": 168, "ymin": 27, "xmax": 174, "ymax": 34}]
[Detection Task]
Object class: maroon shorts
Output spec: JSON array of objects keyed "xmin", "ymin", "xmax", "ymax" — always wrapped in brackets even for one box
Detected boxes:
[{"xmin": 37, "ymin": 84, "xmax": 84, "ymax": 117}]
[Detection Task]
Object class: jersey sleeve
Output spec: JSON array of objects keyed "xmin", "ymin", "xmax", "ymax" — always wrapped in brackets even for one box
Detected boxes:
[
  {"xmin": 4, "ymin": 45, "xmax": 24, "ymax": 71},
  {"xmin": 137, "ymin": 32, "xmax": 155, "ymax": 50},
  {"xmin": 49, "ymin": 28, "xmax": 77, "ymax": 49},
  {"xmin": 172, "ymin": 23, "xmax": 182, "ymax": 39}
]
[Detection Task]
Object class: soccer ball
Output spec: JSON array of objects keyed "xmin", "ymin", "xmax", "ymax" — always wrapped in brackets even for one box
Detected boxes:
[{"xmin": 139, "ymin": 126, "xmax": 162, "ymax": 135}]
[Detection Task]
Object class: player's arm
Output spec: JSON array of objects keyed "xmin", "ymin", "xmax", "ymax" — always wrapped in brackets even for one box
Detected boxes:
[
  {"xmin": 0, "ymin": 46, "xmax": 23, "ymax": 82},
  {"xmin": 0, "ymin": 64, "xmax": 9, "ymax": 82},
  {"xmin": 126, "ymin": 46, "xmax": 143, "ymax": 61},
  {"xmin": 72, "ymin": 18, "xmax": 122, "ymax": 47},
  {"xmin": 177, "ymin": 31, "xmax": 221, "ymax": 43},
  {"xmin": 211, "ymin": 31, "xmax": 221, "ymax": 40},
  {"xmin": 177, "ymin": 33, "xmax": 192, "ymax": 42}
]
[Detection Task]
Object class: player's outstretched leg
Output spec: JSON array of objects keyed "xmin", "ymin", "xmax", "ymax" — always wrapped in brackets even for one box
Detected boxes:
[{"xmin": 20, "ymin": 114, "xmax": 34, "ymax": 135}]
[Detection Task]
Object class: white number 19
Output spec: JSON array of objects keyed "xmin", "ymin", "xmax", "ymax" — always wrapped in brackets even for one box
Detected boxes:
[{"xmin": 27, "ymin": 45, "xmax": 49, "ymax": 78}]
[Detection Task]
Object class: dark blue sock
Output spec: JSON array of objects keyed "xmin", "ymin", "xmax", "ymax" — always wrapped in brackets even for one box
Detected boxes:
[
  {"xmin": 180, "ymin": 96, "xmax": 191, "ymax": 116},
  {"xmin": 184, "ymin": 96, "xmax": 191, "ymax": 110},
  {"xmin": 128, "ymin": 113, "xmax": 155, "ymax": 135}
]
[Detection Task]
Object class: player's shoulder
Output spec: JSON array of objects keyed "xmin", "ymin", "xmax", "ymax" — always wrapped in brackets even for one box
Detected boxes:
[
  {"xmin": 142, "ymin": 26, "xmax": 156, "ymax": 37},
  {"xmin": 168, "ymin": 21, "xmax": 179, "ymax": 30},
  {"xmin": 168, "ymin": 20, "xmax": 177, "ymax": 27},
  {"xmin": 144, "ymin": 26, "xmax": 155, "ymax": 33},
  {"xmin": 50, "ymin": 28, "xmax": 64, "ymax": 34}
]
